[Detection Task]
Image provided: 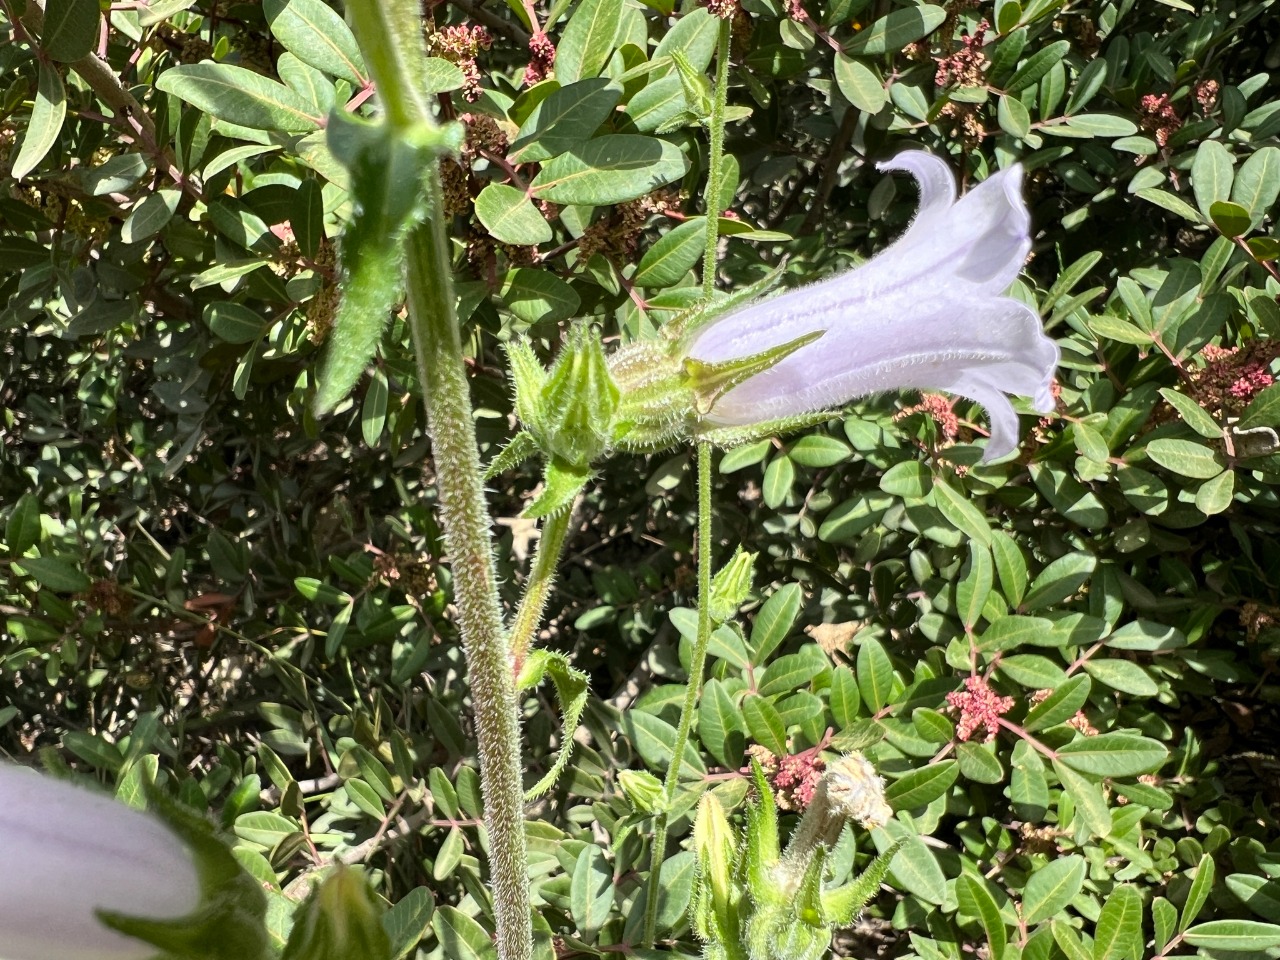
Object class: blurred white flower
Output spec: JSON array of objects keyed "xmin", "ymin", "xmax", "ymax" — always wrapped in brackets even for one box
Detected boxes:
[
  {"xmin": 689, "ymin": 151, "xmax": 1059, "ymax": 459},
  {"xmin": 0, "ymin": 763, "xmax": 202, "ymax": 960}
]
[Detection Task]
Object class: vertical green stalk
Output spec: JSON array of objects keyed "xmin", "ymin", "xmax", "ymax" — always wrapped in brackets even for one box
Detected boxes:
[
  {"xmin": 643, "ymin": 442, "xmax": 715, "ymax": 946},
  {"xmin": 702, "ymin": 17, "xmax": 733, "ymax": 299},
  {"xmin": 347, "ymin": 5, "xmax": 530, "ymax": 960},
  {"xmin": 643, "ymin": 18, "xmax": 732, "ymax": 946},
  {"xmin": 508, "ymin": 505, "xmax": 572, "ymax": 670}
]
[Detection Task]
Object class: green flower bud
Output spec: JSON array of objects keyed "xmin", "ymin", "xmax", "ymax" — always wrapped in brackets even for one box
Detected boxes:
[
  {"xmin": 709, "ymin": 547, "xmax": 756, "ymax": 623},
  {"xmin": 281, "ymin": 866, "xmax": 392, "ymax": 960},
  {"xmin": 617, "ymin": 770, "xmax": 666, "ymax": 814},
  {"xmin": 538, "ymin": 324, "xmax": 619, "ymax": 469},
  {"xmin": 693, "ymin": 793, "xmax": 740, "ymax": 949}
]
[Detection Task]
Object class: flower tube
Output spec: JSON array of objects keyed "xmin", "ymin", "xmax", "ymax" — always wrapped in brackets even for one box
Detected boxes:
[
  {"xmin": 687, "ymin": 151, "xmax": 1059, "ymax": 459},
  {"xmin": 0, "ymin": 763, "xmax": 202, "ymax": 960}
]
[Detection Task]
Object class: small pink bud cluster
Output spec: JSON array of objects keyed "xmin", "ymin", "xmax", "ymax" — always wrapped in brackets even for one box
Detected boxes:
[
  {"xmin": 1192, "ymin": 341, "xmax": 1278, "ymax": 412},
  {"xmin": 773, "ymin": 751, "xmax": 826, "ymax": 811},
  {"xmin": 707, "ymin": 0, "xmax": 738, "ymax": 18},
  {"xmin": 935, "ymin": 20, "xmax": 989, "ymax": 88},
  {"xmin": 946, "ymin": 674, "xmax": 1014, "ymax": 743},
  {"xmin": 897, "ymin": 392, "xmax": 961, "ymax": 443},
  {"xmin": 524, "ymin": 31, "xmax": 556, "ymax": 86},
  {"xmin": 1139, "ymin": 93, "xmax": 1181, "ymax": 147},
  {"xmin": 429, "ymin": 24, "xmax": 492, "ymax": 102},
  {"xmin": 1195, "ymin": 79, "xmax": 1220, "ymax": 113}
]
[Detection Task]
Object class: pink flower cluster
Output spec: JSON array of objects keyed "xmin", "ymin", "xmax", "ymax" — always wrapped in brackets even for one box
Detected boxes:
[
  {"xmin": 524, "ymin": 31, "xmax": 556, "ymax": 87},
  {"xmin": 897, "ymin": 392, "xmax": 961, "ymax": 443},
  {"xmin": 1197, "ymin": 343, "xmax": 1277, "ymax": 409},
  {"xmin": 773, "ymin": 751, "xmax": 826, "ymax": 811},
  {"xmin": 429, "ymin": 23, "xmax": 492, "ymax": 101},
  {"xmin": 946, "ymin": 675, "xmax": 1014, "ymax": 743},
  {"xmin": 935, "ymin": 20, "xmax": 989, "ymax": 88},
  {"xmin": 1139, "ymin": 93, "xmax": 1181, "ymax": 147}
]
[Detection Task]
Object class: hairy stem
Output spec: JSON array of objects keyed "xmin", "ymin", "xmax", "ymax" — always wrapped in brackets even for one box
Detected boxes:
[
  {"xmin": 702, "ymin": 17, "xmax": 733, "ymax": 300},
  {"xmin": 509, "ymin": 504, "xmax": 573, "ymax": 671},
  {"xmin": 643, "ymin": 441, "xmax": 715, "ymax": 947},
  {"xmin": 348, "ymin": 5, "xmax": 530, "ymax": 960},
  {"xmin": 644, "ymin": 26, "xmax": 731, "ymax": 945}
]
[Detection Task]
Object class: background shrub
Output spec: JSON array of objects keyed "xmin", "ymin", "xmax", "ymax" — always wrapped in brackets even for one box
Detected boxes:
[{"xmin": 2, "ymin": 0, "xmax": 1280, "ymax": 957}]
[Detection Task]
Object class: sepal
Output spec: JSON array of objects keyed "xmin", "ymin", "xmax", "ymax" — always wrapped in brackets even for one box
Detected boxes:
[
  {"xmin": 484, "ymin": 431, "xmax": 539, "ymax": 480},
  {"xmin": 744, "ymin": 759, "xmax": 780, "ymax": 907},
  {"xmin": 280, "ymin": 866, "xmax": 392, "ymax": 960},
  {"xmin": 821, "ymin": 840, "xmax": 903, "ymax": 925},
  {"xmin": 524, "ymin": 458, "xmax": 591, "ymax": 519},
  {"xmin": 685, "ymin": 330, "xmax": 824, "ymax": 416},
  {"xmin": 99, "ymin": 790, "xmax": 270, "ymax": 960}
]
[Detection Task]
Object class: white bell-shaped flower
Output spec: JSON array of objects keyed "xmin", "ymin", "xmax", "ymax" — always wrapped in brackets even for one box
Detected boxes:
[
  {"xmin": 689, "ymin": 151, "xmax": 1059, "ymax": 459},
  {"xmin": 0, "ymin": 763, "xmax": 202, "ymax": 960}
]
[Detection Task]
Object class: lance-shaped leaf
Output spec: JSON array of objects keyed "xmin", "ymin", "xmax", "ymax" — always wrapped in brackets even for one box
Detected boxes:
[
  {"xmin": 822, "ymin": 840, "xmax": 904, "ymax": 925},
  {"xmin": 314, "ymin": 113, "xmax": 463, "ymax": 415},
  {"xmin": 518, "ymin": 650, "xmax": 590, "ymax": 799}
]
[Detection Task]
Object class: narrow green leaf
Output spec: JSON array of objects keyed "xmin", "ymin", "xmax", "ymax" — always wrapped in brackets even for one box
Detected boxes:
[
  {"xmin": 264, "ymin": 0, "xmax": 367, "ymax": 84},
  {"xmin": 16, "ymin": 555, "xmax": 92, "ymax": 593},
  {"xmin": 1056, "ymin": 733, "xmax": 1167, "ymax": 777},
  {"xmin": 1145, "ymin": 438, "xmax": 1225, "ymax": 479},
  {"xmin": 741, "ymin": 695, "xmax": 787, "ymax": 756},
  {"xmin": 1182, "ymin": 920, "xmax": 1280, "ymax": 952},
  {"xmin": 885, "ymin": 760, "xmax": 958, "ymax": 810},
  {"xmin": 431, "ymin": 906, "xmax": 497, "ymax": 960},
  {"xmin": 41, "ymin": 0, "xmax": 99, "ymax": 61},
  {"xmin": 1022, "ymin": 854, "xmax": 1086, "ymax": 926},
  {"xmin": 834, "ymin": 53, "xmax": 888, "ymax": 113},
  {"xmin": 555, "ymin": 0, "xmax": 624, "ymax": 83},
  {"xmin": 157, "ymin": 63, "xmax": 322, "ymax": 132},
  {"xmin": 13, "ymin": 62, "xmax": 67, "ymax": 180},
  {"xmin": 1094, "ymin": 884, "xmax": 1143, "ymax": 960},
  {"xmin": 510, "ymin": 79, "xmax": 621, "ymax": 163},
  {"xmin": 6, "ymin": 493, "xmax": 42, "ymax": 555},
  {"xmin": 1180, "ymin": 854, "xmax": 1216, "ymax": 933},
  {"xmin": 531, "ymin": 135, "xmax": 689, "ymax": 205},
  {"xmin": 856, "ymin": 636, "xmax": 895, "ymax": 712},
  {"xmin": 383, "ymin": 888, "xmax": 435, "ymax": 960},
  {"xmin": 1191, "ymin": 140, "xmax": 1235, "ymax": 220},
  {"xmin": 570, "ymin": 845, "xmax": 614, "ymax": 942},
  {"xmin": 749, "ymin": 583, "xmax": 802, "ymax": 663},
  {"xmin": 635, "ymin": 218, "xmax": 707, "ymax": 288},
  {"xmin": 843, "ymin": 5, "xmax": 947, "ymax": 55},
  {"xmin": 1024, "ymin": 674, "xmax": 1091, "ymax": 731},
  {"xmin": 204, "ymin": 301, "xmax": 267, "ymax": 344},
  {"xmin": 1231, "ymin": 146, "xmax": 1280, "ymax": 231},
  {"xmin": 958, "ymin": 874, "xmax": 1008, "ymax": 960}
]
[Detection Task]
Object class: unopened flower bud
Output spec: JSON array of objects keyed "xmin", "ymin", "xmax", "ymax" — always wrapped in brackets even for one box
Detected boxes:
[
  {"xmin": 618, "ymin": 770, "xmax": 666, "ymax": 814},
  {"xmin": 282, "ymin": 866, "xmax": 392, "ymax": 960},
  {"xmin": 708, "ymin": 547, "xmax": 756, "ymax": 623}
]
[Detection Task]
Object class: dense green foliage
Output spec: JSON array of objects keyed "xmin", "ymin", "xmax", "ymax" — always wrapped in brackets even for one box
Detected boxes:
[{"xmin": 3, "ymin": 0, "xmax": 1280, "ymax": 957}]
